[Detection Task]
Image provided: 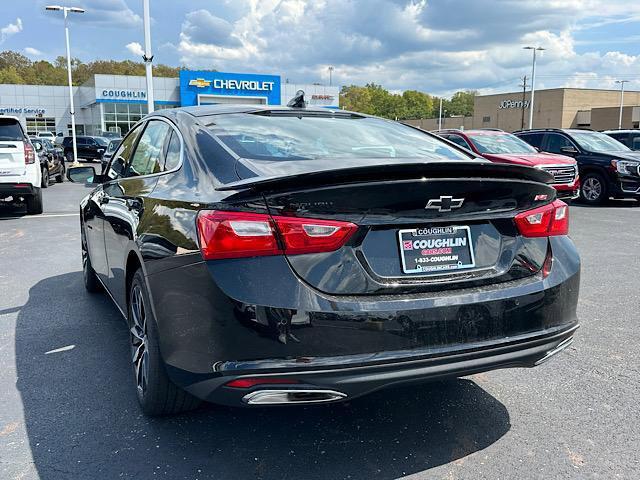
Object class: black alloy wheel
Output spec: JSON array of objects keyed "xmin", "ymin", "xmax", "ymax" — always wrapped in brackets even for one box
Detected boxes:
[
  {"xmin": 127, "ymin": 269, "xmax": 200, "ymax": 416},
  {"xmin": 41, "ymin": 168, "xmax": 49, "ymax": 188},
  {"xmin": 580, "ymin": 173, "xmax": 607, "ymax": 205}
]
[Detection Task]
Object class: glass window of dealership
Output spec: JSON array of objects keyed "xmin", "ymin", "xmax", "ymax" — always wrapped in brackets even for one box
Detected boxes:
[{"xmin": 0, "ymin": 71, "xmax": 341, "ymax": 138}]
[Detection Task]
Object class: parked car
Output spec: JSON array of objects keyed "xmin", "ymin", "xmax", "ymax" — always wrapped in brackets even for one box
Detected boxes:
[
  {"xmin": 101, "ymin": 138, "xmax": 122, "ymax": 173},
  {"xmin": 436, "ymin": 129, "xmax": 580, "ymax": 199},
  {"xmin": 31, "ymin": 138, "xmax": 65, "ymax": 186},
  {"xmin": 515, "ymin": 128, "xmax": 640, "ymax": 204},
  {"xmin": 0, "ymin": 115, "xmax": 43, "ymax": 214},
  {"xmin": 62, "ymin": 135, "xmax": 109, "ymax": 162},
  {"xmin": 36, "ymin": 131, "xmax": 56, "ymax": 140},
  {"xmin": 67, "ymin": 104, "xmax": 580, "ymax": 416},
  {"xmin": 602, "ymin": 129, "xmax": 640, "ymax": 151}
]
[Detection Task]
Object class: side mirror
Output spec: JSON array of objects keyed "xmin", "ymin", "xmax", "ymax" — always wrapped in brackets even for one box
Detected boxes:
[
  {"xmin": 560, "ymin": 146, "xmax": 578, "ymax": 156},
  {"xmin": 67, "ymin": 166, "xmax": 98, "ymax": 184}
]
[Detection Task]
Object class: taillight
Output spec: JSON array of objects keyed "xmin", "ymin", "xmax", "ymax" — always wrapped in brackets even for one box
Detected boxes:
[
  {"xmin": 24, "ymin": 142, "xmax": 35, "ymax": 164},
  {"xmin": 514, "ymin": 200, "xmax": 569, "ymax": 237},
  {"xmin": 196, "ymin": 210, "xmax": 357, "ymax": 260}
]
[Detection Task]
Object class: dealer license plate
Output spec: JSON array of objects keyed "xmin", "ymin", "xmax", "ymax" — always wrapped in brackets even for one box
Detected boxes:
[{"xmin": 398, "ymin": 225, "xmax": 475, "ymax": 274}]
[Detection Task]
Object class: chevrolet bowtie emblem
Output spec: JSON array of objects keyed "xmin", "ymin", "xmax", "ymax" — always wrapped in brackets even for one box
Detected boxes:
[
  {"xmin": 188, "ymin": 78, "xmax": 212, "ymax": 88},
  {"xmin": 425, "ymin": 196, "xmax": 465, "ymax": 212}
]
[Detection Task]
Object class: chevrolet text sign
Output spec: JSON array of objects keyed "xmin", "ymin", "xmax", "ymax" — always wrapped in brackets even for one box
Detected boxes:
[
  {"xmin": 499, "ymin": 99, "xmax": 530, "ymax": 109},
  {"xmin": 180, "ymin": 70, "xmax": 281, "ymax": 106}
]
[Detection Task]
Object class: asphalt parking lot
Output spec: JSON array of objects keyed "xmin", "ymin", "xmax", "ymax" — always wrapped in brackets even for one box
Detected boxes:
[{"xmin": 1, "ymin": 182, "xmax": 639, "ymax": 480}]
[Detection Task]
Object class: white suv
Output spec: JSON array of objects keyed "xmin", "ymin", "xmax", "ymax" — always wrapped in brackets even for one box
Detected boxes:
[{"xmin": 0, "ymin": 115, "xmax": 43, "ymax": 214}]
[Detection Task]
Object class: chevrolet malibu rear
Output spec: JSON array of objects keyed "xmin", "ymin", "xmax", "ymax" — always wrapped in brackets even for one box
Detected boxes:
[{"xmin": 77, "ymin": 106, "xmax": 580, "ymax": 415}]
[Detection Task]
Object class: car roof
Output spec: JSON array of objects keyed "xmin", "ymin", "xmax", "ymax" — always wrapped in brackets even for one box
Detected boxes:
[
  {"xmin": 603, "ymin": 129, "xmax": 640, "ymax": 133},
  {"xmin": 0, "ymin": 115, "xmax": 21, "ymax": 122},
  {"xmin": 169, "ymin": 104, "xmax": 347, "ymax": 118}
]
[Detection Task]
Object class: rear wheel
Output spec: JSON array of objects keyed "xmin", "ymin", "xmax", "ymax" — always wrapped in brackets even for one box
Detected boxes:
[
  {"xmin": 66, "ymin": 152, "xmax": 74, "ymax": 163},
  {"xmin": 580, "ymin": 173, "xmax": 607, "ymax": 205},
  {"xmin": 128, "ymin": 269, "xmax": 201, "ymax": 416},
  {"xmin": 41, "ymin": 168, "xmax": 49, "ymax": 188},
  {"xmin": 25, "ymin": 188, "xmax": 43, "ymax": 215}
]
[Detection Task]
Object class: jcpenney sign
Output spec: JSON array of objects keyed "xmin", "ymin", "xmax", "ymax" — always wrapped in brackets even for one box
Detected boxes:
[{"xmin": 499, "ymin": 99, "xmax": 530, "ymax": 109}]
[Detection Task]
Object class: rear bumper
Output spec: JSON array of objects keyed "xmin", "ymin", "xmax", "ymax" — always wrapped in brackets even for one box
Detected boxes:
[
  {"xmin": 0, "ymin": 182, "xmax": 36, "ymax": 198},
  {"xmin": 176, "ymin": 322, "xmax": 578, "ymax": 406},
  {"xmin": 146, "ymin": 236, "xmax": 580, "ymax": 406}
]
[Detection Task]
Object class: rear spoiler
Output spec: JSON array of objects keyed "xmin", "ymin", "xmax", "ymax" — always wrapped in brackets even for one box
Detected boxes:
[{"xmin": 216, "ymin": 161, "xmax": 554, "ymax": 193}]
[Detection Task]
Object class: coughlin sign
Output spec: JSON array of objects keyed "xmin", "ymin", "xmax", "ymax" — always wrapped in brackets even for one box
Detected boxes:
[{"xmin": 180, "ymin": 70, "xmax": 281, "ymax": 106}]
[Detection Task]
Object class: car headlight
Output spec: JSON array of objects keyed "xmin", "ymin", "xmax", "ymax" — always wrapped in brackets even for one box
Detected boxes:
[{"xmin": 611, "ymin": 159, "xmax": 640, "ymax": 175}]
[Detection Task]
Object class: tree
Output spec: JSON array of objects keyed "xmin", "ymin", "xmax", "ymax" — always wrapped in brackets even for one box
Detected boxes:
[
  {"xmin": 447, "ymin": 90, "xmax": 476, "ymax": 116},
  {"xmin": 0, "ymin": 66, "xmax": 24, "ymax": 84},
  {"xmin": 0, "ymin": 51, "xmax": 32, "ymax": 71}
]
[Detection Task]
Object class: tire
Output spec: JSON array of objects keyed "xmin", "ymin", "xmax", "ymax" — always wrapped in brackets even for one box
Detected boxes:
[
  {"xmin": 56, "ymin": 165, "xmax": 65, "ymax": 183},
  {"xmin": 580, "ymin": 173, "xmax": 607, "ymax": 205},
  {"xmin": 128, "ymin": 269, "xmax": 201, "ymax": 416},
  {"xmin": 25, "ymin": 188, "xmax": 43, "ymax": 215},
  {"xmin": 41, "ymin": 168, "xmax": 49, "ymax": 188},
  {"xmin": 66, "ymin": 152, "xmax": 74, "ymax": 163},
  {"xmin": 82, "ymin": 235, "xmax": 102, "ymax": 293}
]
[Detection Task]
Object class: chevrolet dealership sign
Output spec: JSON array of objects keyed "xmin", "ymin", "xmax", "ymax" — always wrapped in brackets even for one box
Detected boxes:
[{"xmin": 180, "ymin": 70, "xmax": 281, "ymax": 106}]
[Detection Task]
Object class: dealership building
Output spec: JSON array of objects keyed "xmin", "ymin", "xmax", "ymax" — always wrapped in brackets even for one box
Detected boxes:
[
  {"xmin": 0, "ymin": 70, "xmax": 340, "ymax": 137},
  {"xmin": 406, "ymin": 87, "xmax": 640, "ymax": 132}
]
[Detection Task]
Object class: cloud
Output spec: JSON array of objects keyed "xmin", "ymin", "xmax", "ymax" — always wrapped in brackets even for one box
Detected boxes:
[
  {"xmin": 73, "ymin": 0, "xmax": 142, "ymax": 28},
  {"xmin": 0, "ymin": 18, "xmax": 22, "ymax": 44},
  {"xmin": 24, "ymin": 47, "xmax": 43, "ymax": 56},
  {"xmin": 173, "ymin": 0, "xmax": 640, "ymax": 95},
  {"xmin": 125, "ymin": 41, "xmax": 144, "ymax": 57}
]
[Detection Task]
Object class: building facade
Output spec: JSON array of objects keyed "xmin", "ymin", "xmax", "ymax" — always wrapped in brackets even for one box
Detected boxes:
[
  {"xmin": 0, "ymin": 70, "xmax": 340, "ymax": 137},
  {"xmin": 472, "ymin": 88, "xmax": 640, "ymax": 132}
]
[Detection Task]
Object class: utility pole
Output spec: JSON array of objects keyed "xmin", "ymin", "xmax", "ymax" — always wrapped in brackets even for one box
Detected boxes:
[
  {"xmin": 438, "ymin": 97, "xmax": 443, "ymax": 130},
  {"xmin": 524, "ymin": 46, "xmax": 545, "ymax": 129},
  {"xmin": 142, "ymin": 0, "xmax": 154, "ymax": 114},
  {"xmin": 615, "ymin": 80, "xmax": 629, "ymax": 129},
  {"xmin": 520, "ymin": 75, "xmax": 528, "ymax": 130},
  {"xmin": 328, "ymin": 66, "xmax": 334, "ymax": 86}
]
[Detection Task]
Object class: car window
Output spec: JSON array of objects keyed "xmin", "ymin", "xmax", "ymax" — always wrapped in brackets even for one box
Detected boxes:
[
  {"xmin": 467, "ymin": 132, "xmax": 537, "ymax": 154},
  {"xmin": 631, "ymin": 134, "xmax": 640, "ymax": 150},
  {"xmin": 77, "ymin": 138, "xmax": 88, "ymax": 146},
  {"xmin": 544, "ymin": 133, "xmax": 574, "ymax": 154},
  {"xmin": 208, "ymin": 113, "xmax": 471, "ymax": 162},
  {"xmin": 32, "ymin": 140, "xmax": 43, "ymax": 151},
  {"xmin": 0, "ymin": 118, "xmax": 25, "ymax": 141},
  {"xmin": 124, "ymin": 120, "xmax": 172, "ymax": 178},
  {"xmin": 571, "ymin": 130, "xmax": 630, "ymax": 153},
  {"xmin": 107, "ymin": 125, "xmax": 143, "ymax": 180},
  {"xmin": 164, "ymin": 130, "xmax": 181, "ymax": 171},
  {"xmin": 446, "ymin": 135, "xmax": 472, "ymax": 149},
  {"xmin": 517, "ymin": 132, "xmax": 544, "ymax": 149}
]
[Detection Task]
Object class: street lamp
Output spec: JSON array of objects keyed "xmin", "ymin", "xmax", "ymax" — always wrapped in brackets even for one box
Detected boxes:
[
  {"xmin": 523, "ymin": 46, "xmax": 545, "ymax": 130},
  {"xmin": 615, "ymin": 80, "xmax": 629, "ymax": 129},
  {"xmin": 142, "ymin": 0, "xmax": 154, "ymax": 114},
  {"xmin": 45, "ymin": 5, "xmax": 84, "ymax": 166},
  {"xmin": 328, "ymin": 66, "xmax": 334, "ymax": 86}
]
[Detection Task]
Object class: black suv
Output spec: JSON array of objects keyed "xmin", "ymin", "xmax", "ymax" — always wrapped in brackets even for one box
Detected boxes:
[
  {"xmin": 515, "ymin": 128, "xmax": 640, "ymax": 204},
  {"xmin": 62, "ymin": 136, "xmax": 109, "ymax": 162},
  {"xmin": 603, "ymin": 130, "xmax": 640, "ymax": 151}
]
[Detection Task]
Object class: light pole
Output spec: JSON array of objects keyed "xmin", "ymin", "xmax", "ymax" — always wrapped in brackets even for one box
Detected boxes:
[
  {"xmin": 438, "ymin": 97, "xmax": 443, "ymax": 130},
  {"xmin": 523, "ymin": 46, "xmax": 545, "ymax": 130},
  {"xmin": 45, "ymin": 5, "xmax": 84, "ymax": 166},
  {"xmin": 328, "ymin": 66, "xmax": 334, "ymax": 86},
  {"xmin": 615, "ymin": 80, "xmax": 629, "ymax": 129},
  {"xmin": 142, "ymin": 0, "xmax": 154, "ymax": 114}
]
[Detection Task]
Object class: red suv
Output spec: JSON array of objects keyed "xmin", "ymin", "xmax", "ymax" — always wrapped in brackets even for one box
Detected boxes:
[{"xmin": 436, "ymin": 129, "xmax": 580, "ymax": 199}]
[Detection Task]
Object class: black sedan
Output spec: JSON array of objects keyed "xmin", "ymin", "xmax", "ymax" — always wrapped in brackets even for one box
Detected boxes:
[
  {"xmin": 67, "ymin": 103, "xmax": 580, "ymax": 415},
  {"xmin": 31, "ymin": 138, "xmax": 65, "ymax": 187}
]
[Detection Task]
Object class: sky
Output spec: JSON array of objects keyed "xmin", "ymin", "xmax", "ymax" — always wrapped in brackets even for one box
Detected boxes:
[{"xmin": 1, "ymin": 0, "xmax": 640, "ymax": 96}]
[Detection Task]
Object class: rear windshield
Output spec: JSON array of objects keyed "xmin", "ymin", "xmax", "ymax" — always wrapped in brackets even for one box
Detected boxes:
[
  {"xmin": 467, "ymin": 132, "xmax": 537, "ymax": 154},
  {"xmin": 0, "ymin": 118, "xmax": 25, "ymax": 141},
  {"xmin": 94, "ymin": 137, "xmax": 109, "ymax": 146},
  {"xmin": 207, "ymin": 113, "xmax": 471, "ymax": 162}
]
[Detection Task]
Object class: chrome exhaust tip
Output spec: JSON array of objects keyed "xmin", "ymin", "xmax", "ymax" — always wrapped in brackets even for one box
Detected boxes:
[
  {"xmin": 242, "ymin": 389, "xmax": 347, "ymax": 405},
  {"xmin": 534, "ymin": 336, "xmax": 574, "ymax": 366}
]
